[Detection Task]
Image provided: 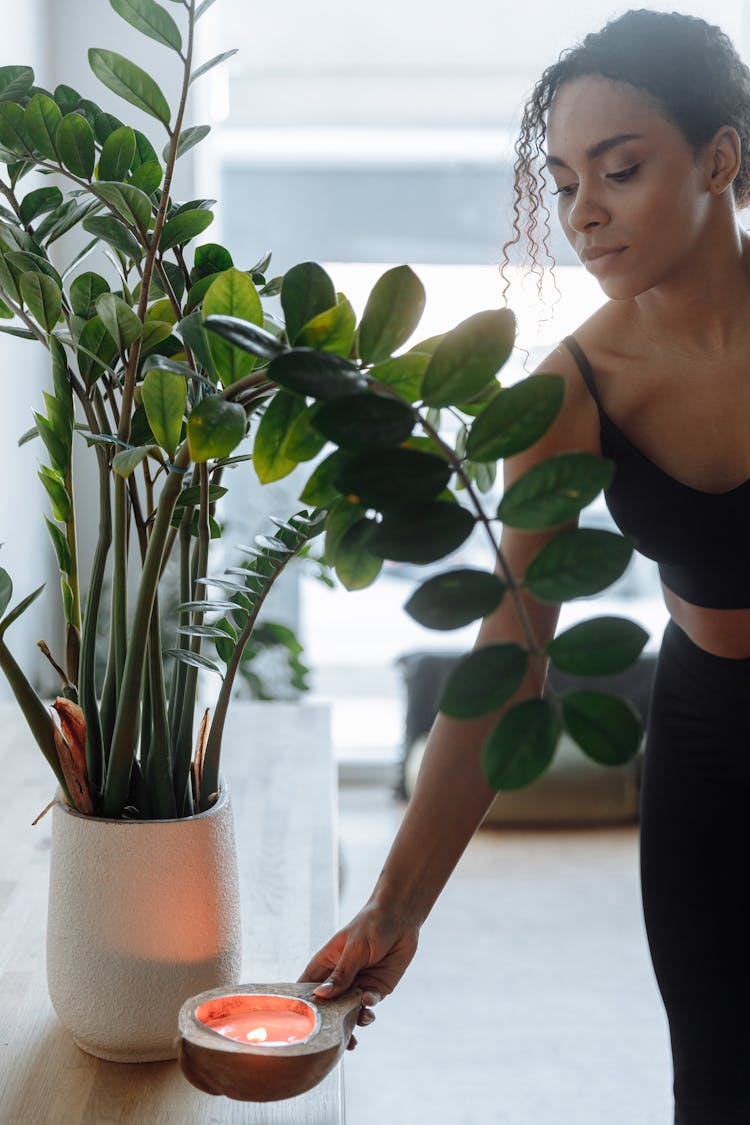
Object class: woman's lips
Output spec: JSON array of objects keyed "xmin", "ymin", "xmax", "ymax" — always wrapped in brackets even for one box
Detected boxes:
[{"xmin": 581, "ymin": 246, "xmax": 627, "ymax": 274}]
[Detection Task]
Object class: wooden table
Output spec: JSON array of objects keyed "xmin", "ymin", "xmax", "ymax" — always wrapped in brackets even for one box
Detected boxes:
[{"xmin": 0, "ymin": 700, "xmax": 345, "ymax": 1124}]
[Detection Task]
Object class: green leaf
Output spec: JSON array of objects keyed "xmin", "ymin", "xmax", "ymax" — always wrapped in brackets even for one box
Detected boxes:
[
  {"xmin": 313, "ymin": 393, "xmax": 414, "ymax": 449},
  {"xmin": 4, "ymin": 251, "xmax": 62, "ymax": 289},
  {"xmin": 0, "ymin": 254, "xmax": 20, "ymax": 302},
  {"xmin": 141, "ymin": 354, "xmax": 198, "ymax": 380},
  {"xmin": 112, "ymin": 444, "xmax": 161, "ymax": 477},
  {"xmin": 524, "ymin": 528, "xmax": 633, "ymax": 603},
  {"xmin": 82, "ymin": 214, "xmax": 142, "ymax": 260},
  {"xmin": 202, "ymin": 268, "xmax": 262, "ymax": 385},
  {"xmin": 140, "ymin": 319, "xmax": 173, "ymax": 356},
  {"xmin": 174, "ymin": 483, "xmax": 227, "ymax": 509},
  {"xmin": 482, "ymin": 698, "xmax": 560, "ymax": 790},
  {"xmin": 421, "ymin": 309, "xmax": 516, "ymax": 407},
  {"xmin": 176, "ymin": 310, "xmax": 218, "ymax": 381},
  {"xmin": 24, "ymin": 94, "xmax": 62, "ymax": 160},
  {"xmin": 44, "ymin": 516, "xmax": 72, "ymax": 574},
  {"xmin": 94, "ymin": 111, "xmax": 125, "ymax": 143},
  {"xmin": 439, "ymin": 643, "xmax": 528, "ymax": 718},
  {"xmin": 547, "ymin": 616, "xmax": 649, "ymax": 677},
  {"xmin": 297, "ymin": 296, "xmax": 356, "ymax": 357},
  {"xmin": 497, "ymin": 452, "xmax": 614, "ymax": 530},
  {"xmin": 0, "ymin": 568, "xmax": 11, "ymax": 617},
  {"xmin": 195, "ymin": 0, "xmax": 219, "ymax": 15},
  {"xmin": 34, "ymin": 412, "xmax": 69, "ymax": 475},
  {"xmin": 367, "ymin": 501, "xmax": 475, "ymax": 565},
  {"xmin": 20, "ymin": 271, "xmax": 61, "ymax": 331},
  {"xmin": 466, "ymin": 373, "xmax": 565, "ymax": 462},
  {"xmin": 190, "ymin": 49, "xmax": 238, "ymax": 85},
  {"xmin": 299, "ymin": 450, "xmax": 348, "ymax": 506},
  {"xmin": 0, "ymin": 581, "xmax": 45, "ymax": 638},
  {"xmin": 0, "ymin": 103, "xmax": 29, "ymax": 155},
  {"xmin": 19, "ymin": 186, "xmax": 63, "ymax": 226},
  {"xmin": 334, "ymin": 520, "xmax": 383, "ymax": 590},
  {"xmin": 281, "ymin": 403, "xmax": 327, "ymax": 462},
  {"xmin": 0, "ymin": 66, "xmax": 34, "ymax": 103},
  {"xmin": 281, "ymin": 262, "xmax": 336, "ymax": 345},
  {"xmin": 358, "ymin": 265, "xmax": 426, "ymax": 364},
  {"xmin": 110, "ymin": 0, "xmax": 183, "ymax": 51},
  {"xmin": 166, "ymin": 123, "xmax": 211, "ymax": 162},
  {"xmin": 159, "ymin": 207, "xmax": 213, "ymax": 252},
  {"xmin": 77, "ymin": 314, "xmax": 119, "ymax": 384},
  {"xmin": 204, "ymin": 313, "xmax": 284, "ymax": 361},
  {"xmin": 55, "ymin": 112, "xmax": 95, "ymax": 178},
  {"xmin": 95, "ymin": 181, "xmax": 152, "ymax": 233},
  {"xmin": 70, "ymin": 272, "xmax": 110, "ymax": 319},
  {"xmin": 38, "ymin": 466, "xmax": 71, "ymax": 521},
  {"xmin": 267, "ymin": 349, "xmax": 368, "ymax": 401},
  {"xmin": 133, "ymin": 129, "xmax": 159, "ymax": 167},
  {"xmin": 128, "ymin": 159, "xmax": 162, "ymax": 194},
  {"xmin": 164, "ymin": 648, "xmax": 223, "ymax": 676},
  {"xmin": 405, "ymin": 568, "xmax": 507, "ymax": 631},
  {"xmin": 324, "ymin": 498, "xmax": 365, "ymax": 565},
  {"xmin": 95, "ymin": 292, "xmax": 143, "ymax": 352},
  {"xmin": 561, "ymin": 691, "xmax": 642, "ymax": 766},
  {"xmin": 88, "ymin": 49, "xmax": 171, "ymax": 126},
  {"xmin": 187, "ymin": 397, "xmax": 246, "ymax": 462},
  {"xmin": 142, "ymin": 368, "xmax": 186, "ymax": 457},
  {"xmin": 334, "ymin": 446, "xmax": 450, "ymax": 509},
  {"xmin": 192, "ymin": 242, "xmax": 233, "ymax": 280},
  {"xmin": 254, "ymin": 389, "xmax": 306, "ymax": 484},
  {"xmin": 370, "ymin": 352, "xmax": 429, "ymax": 403},
  {"xmin": 98, "ymin": 124, "xmax": 136, "ymax": 181}
]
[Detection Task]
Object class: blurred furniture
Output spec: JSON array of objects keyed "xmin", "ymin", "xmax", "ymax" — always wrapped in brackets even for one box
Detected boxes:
[
  {"xmin": 396, "ymin": 652, "xmax": 657, "ymax": 826},
  {"xmin": 0, "ymin": 701, "xmax": 344, "ymax": 1124}
]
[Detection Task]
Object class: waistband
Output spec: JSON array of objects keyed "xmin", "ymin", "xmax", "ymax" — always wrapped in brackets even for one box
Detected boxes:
[{"xmin": 661, "ymin": 618, "xmax": 750, "ymax": 679}]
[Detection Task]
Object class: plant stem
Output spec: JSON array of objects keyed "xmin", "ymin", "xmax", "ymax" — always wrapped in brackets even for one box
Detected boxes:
[{"xmin": 0, "ymin": 638, "xmax": 69, "ymax": 797}]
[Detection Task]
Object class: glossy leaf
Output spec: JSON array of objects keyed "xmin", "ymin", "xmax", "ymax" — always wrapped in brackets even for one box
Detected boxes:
[
  {"xmin": 94, "ymin": 111, "xmax": 125, "ymax": 143},
  {"xmin": 333, "ymin": 446, "xmax": 450, "ymax": 509},
  {"xmin": 133, "ymin": 128, "xmax": 158, "ymax": 167},
  {"xmin": 95, "ymin": 292, "xmax": 143, "ymax": 351},
  {"xmin": 482, "ymin": 698, "xmax": 560, "ymax": 790},
  {"xmin": 70, "ymin": 273, "xmax": 110, "ymax": 319},
  {"xmin": 110, "ymin": 0, "xmax": 183, "ymax": 51},
  {"xmin": 44, "ymin": 516, "xmax": 72, "ymax": 574},
  {"xmin": 268, "ymin": 348, "xmax": 367, "ymax": 401},
  {"xmin": 128, "ymin": 160, "xmax": 162, "ymax": 194},
  {"xmin": 370, "ymin": 352, "xmax": 429, "ymax": 403},
  {"xmin": 38, "ymin": 466, "xmax": 71, "ymax": 522},
  {"xmin": 324, "ymin": 499, "xmax": 365, "ymax": 565},
  {"xmin": 112, "ymin": 444, "xmax": 161, "ymax": 477},
  {"xmin": 88, "ymin": 49, "xmax": 171, "ymax": 126},
  {"xmin": 190, "ymin": 50, "xmax": 238, "ymax": 85},
  {"xmin": 202, "ymin": 268, "xmax": 262, "ymax": 385},
  {"xmin": 55, "ymin": 113, "xmax": 95, "ymax": 179},
  {"xmin": 0, "ymin": 103, "xmax": 28, "ymax": 154},
  {"xmin": 203, "ymin": 313, "xmax": 284, "ymax": 362},
  {"xmin": 4, "ymin": 251, "xmax": 62, "ymax": 290},
  {"xmin": 466, "ymin": 374, "xmax": 564, "ymax": 462},
  {"xmin": 562, "ymin": 691, "xmax": 642, "ymax": 765},
  {"xmin": 254, "ymin": 389, "xmax": 306, "ymax": 484},
  {"xmin": 299, "ymin": 450, "xmax": 348, "ymax": 506},
  {"xmin": 524, "ymin": 528, "xmax": 633, "ymax": 603},
  {"xmin": 98, "ymin": 125, "xmax": 136, "ymax": 181},
  {"xmin": 20, "ymin": 271, "xmax": 61, "ymax": 331},
  {"xmin": 0, "ymin": 568, "xmax": 11, "ymax": 617},
  {"xmin": 142, "ymin": 369, "xmax": 186, "ymax": 457},
  {"xmin": 367, "ymin": 501, "xmax": 475, "ymax": 564},
  {"xmin": 439, "ymin": 643, "xmax": 528, "ymax": 718},
  {"xmin": 192, "ymin": 243, "xmax": 233, "ymax": 280},
  {"xmin": 297, "ymin": 296, "xmax": 356, "ymax": 357},
  {"xmin": 95, "ymin": 181, "xmax": 152, "ymax": 233},
  {"xmin": 0, "ymin": 581, "xmax": 44, "ymax": 638},
  {"xmin": 358, "ymin": 265, "xmax": 426, "ymax": 364},
  {"xmin": 334, "ymin": 520, "xmax": 383, "ymax": 590},
  {"xmin": 140, "ymin": 320, "xmax": 174, "ymax": 356},
  {"xmin": 176, "ymin": 310, "xmax": 218, "ymax": 382},
  {"xmin": 281, "ymin": 262, "xmax": 336, "ymax": 345},
  {"xmin": 282, "ymin": 403, "xmax": 327, "ymax": 462},
  {"xmin": 405, "ymin": 568, "xmax": 506, "ymax": 630},
  {"xmin": 165, "ymin": 124, "xmax": 211, "ymax": 162},
  {"xmin": 77, "ymin": 314, "xmax": 118, "ymax": 384},
  {"xmin": 164, "ymin": 648, "xmax": 223, "ymax": 676},
  {"xmin": 547, "ymin": 616, "xmax": 649, "ymax": 676},
  {"xmin": 313, "ymin": 393, "xmax": 415, "ymax": 449},
  {"xmin": 0, "ymin": 66, "xmax": 34, "ymax": 103},
  {"xmin": 187, "ymin": 397, "xmax": 246, "ymax": 462},
  {"xmin": 497, "ymin": 452, "xmax": 614, "ymax": 530},
  {"xmin": 82, "ymin": 214, "xmax": 142, "ymax": 259},
  {"xmin": 421, "ymin": 308, "xmax": 516, "ymax": 407},
  {"xmin": 24, "ymin": 94, "xmax": 62, "ymax": 160},
  {"xmin": 159, "ymin": 207, "xmax": 213, "ymax": 252},
  {"xmin": 19, "ymin": 186, "xmax": 63, "ymax": 226}
]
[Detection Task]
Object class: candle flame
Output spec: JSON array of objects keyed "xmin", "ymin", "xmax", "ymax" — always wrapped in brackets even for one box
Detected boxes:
[{"xmin": 246, "ymin": 1027, "xmax": 268, "ymax": 1044}]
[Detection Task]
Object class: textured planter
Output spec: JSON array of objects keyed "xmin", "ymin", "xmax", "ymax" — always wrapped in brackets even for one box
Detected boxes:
[{"xmin": 46, "ymin": 782, "xmax": 242, "ymax": 1063}]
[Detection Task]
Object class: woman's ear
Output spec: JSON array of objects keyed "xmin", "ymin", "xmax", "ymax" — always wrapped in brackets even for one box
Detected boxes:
[{"xmin": 706, "ymin": 125, "xmax": 742, "ymax": 195}]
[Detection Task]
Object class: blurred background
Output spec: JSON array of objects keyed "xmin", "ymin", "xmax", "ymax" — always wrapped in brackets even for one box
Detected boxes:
[{"xmin": 2, "ymin": 2, "xmax": 748, "ymax": 1121}]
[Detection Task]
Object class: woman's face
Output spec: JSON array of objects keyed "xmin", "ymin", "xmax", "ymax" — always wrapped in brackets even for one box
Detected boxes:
[{"xmin": 546, "ymin": 76, "xmax": 713, "ymax": 300}]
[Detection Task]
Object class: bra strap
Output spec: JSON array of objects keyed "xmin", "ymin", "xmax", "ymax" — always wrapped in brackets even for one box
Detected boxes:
[{"xmin": 563, "ymin": 335, "xmax": 603, "ymax": 410}]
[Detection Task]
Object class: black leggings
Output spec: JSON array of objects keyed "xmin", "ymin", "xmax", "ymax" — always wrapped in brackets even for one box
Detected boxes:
[{"xmin": 640, "ymin": 620, "xmax": 750, "ymax": 1125}]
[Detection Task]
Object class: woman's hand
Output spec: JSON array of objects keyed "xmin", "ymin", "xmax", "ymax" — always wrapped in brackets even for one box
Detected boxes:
[{"xmin": 300, "ymin": 899, "xmax": 420, "ymax": 1049}]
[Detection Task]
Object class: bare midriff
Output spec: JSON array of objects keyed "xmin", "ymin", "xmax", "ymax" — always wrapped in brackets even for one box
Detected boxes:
[{"xmin": 662, "ymin": 584, "xmax": 750, "ymax": 659}]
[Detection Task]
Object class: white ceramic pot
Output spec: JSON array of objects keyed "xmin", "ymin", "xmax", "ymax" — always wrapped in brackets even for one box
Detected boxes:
[{"xmin": 46, "ymin": 782, "xmax": 242, "ymax": 1062}]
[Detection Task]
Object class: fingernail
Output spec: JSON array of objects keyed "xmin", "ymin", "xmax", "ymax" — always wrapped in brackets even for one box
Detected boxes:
[
  {"xmin": 314, "ymin": 981, "xmax": 334, "ymax": 996},
  {"xmin": 361, "ymin": 1011, "xmax": 375, "ymax": 1025}
]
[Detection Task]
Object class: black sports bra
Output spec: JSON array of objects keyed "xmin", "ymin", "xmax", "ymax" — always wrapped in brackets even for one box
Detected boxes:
[{"xmin": 563, "ymin": 336, "xmax": 750, "ymax": 609}]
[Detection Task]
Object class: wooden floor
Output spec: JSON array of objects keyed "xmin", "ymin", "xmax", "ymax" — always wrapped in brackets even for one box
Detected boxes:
[{"xmin": 337, "ymin": 785, "xmax": 674, "ymax": 1125}]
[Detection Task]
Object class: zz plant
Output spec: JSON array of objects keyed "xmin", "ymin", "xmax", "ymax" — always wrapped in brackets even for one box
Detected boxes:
[{"xmin": 0, "ymin": 0, "xmax": 646, "ymax": 822}]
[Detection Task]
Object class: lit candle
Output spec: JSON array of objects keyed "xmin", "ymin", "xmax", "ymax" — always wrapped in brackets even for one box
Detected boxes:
[{"xmin": 196, "ymin": 994, "xmax": 318, "ymax": 1048}]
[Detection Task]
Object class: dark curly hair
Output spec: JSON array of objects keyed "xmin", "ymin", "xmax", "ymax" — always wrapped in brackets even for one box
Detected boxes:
[{"xmin": 503, "ymin": 9, "xmax": 750, "ymax": 288}]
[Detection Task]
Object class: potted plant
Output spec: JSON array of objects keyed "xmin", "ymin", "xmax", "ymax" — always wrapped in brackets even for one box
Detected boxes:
[{"xmin": 0, "ymin": 0, "xmax": 646, "ymax": 1064}]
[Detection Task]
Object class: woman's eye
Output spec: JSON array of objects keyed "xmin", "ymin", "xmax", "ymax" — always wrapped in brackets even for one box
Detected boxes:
[
  {"xmin": 551, "ymin": 183, "xmax": 577, "ymax": 198},
  {"xmin": 607, "ymin": 164, "xmax": 640, "ymax": 182}
]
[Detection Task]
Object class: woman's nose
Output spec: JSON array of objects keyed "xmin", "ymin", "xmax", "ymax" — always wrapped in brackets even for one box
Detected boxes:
[{"xmin": 568, "ymin": 193, "xmax": 609, "ymax": 233}]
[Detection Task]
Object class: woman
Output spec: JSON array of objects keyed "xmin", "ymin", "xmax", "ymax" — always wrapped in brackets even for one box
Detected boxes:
[{"xmin": 303, "ymin": 11, "xmax": 750, "ymax": 1121}]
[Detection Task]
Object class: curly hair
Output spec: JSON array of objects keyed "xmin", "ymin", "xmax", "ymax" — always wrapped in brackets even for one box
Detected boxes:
[{"xmin": 502, "ymin": 9, "xmax": 750, "ymax": 290}]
